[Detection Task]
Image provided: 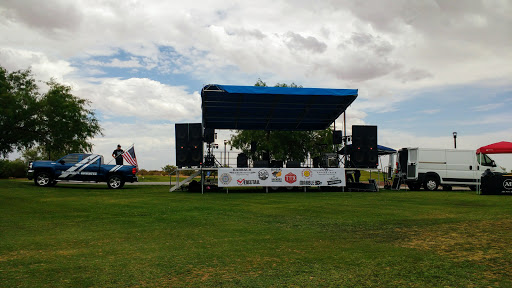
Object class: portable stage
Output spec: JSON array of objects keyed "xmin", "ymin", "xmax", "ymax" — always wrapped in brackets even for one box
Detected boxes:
[{"xmin": 171, "ymin": 84, "xmax": 358, "ymax": 192}]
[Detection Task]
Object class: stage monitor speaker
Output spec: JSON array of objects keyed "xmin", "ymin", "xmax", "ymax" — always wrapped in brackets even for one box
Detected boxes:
[
  {"xmin": 270, "ymin": 160, "xmax": 283, "ymax": 168},
  {"xmin": 286, "ymin": 161, "xmax": 301, "ymax": 168},
  {"xmin": 237, "ymin": 153, "xmax": 248, "ymax": 168},
  {"xmin": 253, "ymin": 160, "xmax": 269, "ymax": 168},
  {"xmin": 351, "ymin": 125, "xmax": 378, "ymax": 168},
  {"xmin": 204, "ymin": 128, "xmax": 215, "ymax": 143},
  {"xmin": 175, "ymin": 123, "xmax": 204, "ymax": 168},
  {"xmin": 333, "ymin": 130, "xmax": 343, "ymax": 144}
]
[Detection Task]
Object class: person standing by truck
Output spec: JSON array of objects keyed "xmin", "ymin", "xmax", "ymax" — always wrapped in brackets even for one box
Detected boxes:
[{"xmin": 112, "ymin": 144, "xmax": 124, "ymax": 165}]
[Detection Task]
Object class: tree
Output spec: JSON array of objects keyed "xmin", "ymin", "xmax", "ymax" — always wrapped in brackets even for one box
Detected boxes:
[
  {"xmin": 38, "ymin": 79, "xmax": 102, "ymax": 159},
  {"xmin": 21, "ymin": 147, "xmax": 45, "ymax": 165},
  {"xmin": 0, "ymin": 66, "xmax": 103, "ymax": 159},
  {"xmin": 0, "ymin": 67, "xmax": 40, "ymax": 156},
  {"xmin": 162, "ymin": 164, "xmax": 177, "ymax": 175},
  {"xmin": 229, "ymin": 80, "xmax": 333, "ymax": 163}
]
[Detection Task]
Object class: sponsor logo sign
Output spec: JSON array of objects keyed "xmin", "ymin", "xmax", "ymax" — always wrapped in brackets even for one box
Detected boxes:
[
  {"xmin": 504, "ymin": 179, "xmax": 512, "ymax": 190},
  {"xmin": 220, "ymin": 173, "xmax": 232, "ymax": 185},
  {"xmin": 217, "ymin": 168, "xmax": 345, "ymax": 187},
  {"xmin": 285, "ymin": 172, "xmax": 297, "ymax": 184},
  {"xmin": 271, "ymin": 169, "xmax": 282, "ymax": 183},
  {"xmin": 327, "ymin": 176, "xmax": 342, "ymax": 185},
  {"xmin": 236, "ymin": 178, "xmax": 260, "ymax": 186},
  {"xmin": 302, "ymin": 168, "xmax": 312, "ymax": 178},
  {"xmin": 258, "ymin": 169, "xmax": 269, "ymax": 180},
  {"xmin": 299, "ymin": 180, "xmax": 322, "ymax": 186}
]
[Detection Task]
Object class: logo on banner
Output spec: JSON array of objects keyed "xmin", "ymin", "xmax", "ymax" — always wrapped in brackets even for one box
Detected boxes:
[
  {"xmin": 236, "ymin": 178, "xmax": 261, "ymax": 185},
  {"xmin": 285, "ymin": 172, "xmax": 297, "ymax": 184},
  {"xmin": 317, "ymin": 169, "xmax": 336, "ymax": 175},
  {"xmin": 271, "ymin": 169, "xmax": 282, "ymax": 182},
  {"xmin": 220, "ymin": 173, "xmax": 232, "ymax": 185},
  {"xmin": 258, "ymin": 169, "xmax": 269, "ymax": 180},
  {"xmin": 300, "ymin": 180, "xmax": 322, "ymax": 186},
  {"xmin": 327, "ymin": 176, "xmax": 342, "ymax": 185},
  {"xmin": 302, "ymin": 168, "xmax": 312, "ymax": 178},
  {"xmin": 504, "ymin": 179, "xmax": 512, "ymax": 190}
]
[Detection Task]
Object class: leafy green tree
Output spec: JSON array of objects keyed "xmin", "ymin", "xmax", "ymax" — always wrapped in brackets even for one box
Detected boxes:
[
  {"xmin": 0, "ymin": 66, "xmax": 103, "ymax": 159},
  {"xmin": 0, "ymin": 67, "xmax": 40, "ymax": 156},
  {"xmin": 21, "ymin": 147, "xmax": 45, "ymax": 165},
  {"xmin": 229, "ymin": 80, "xmax": 332, "ymax": 163},
  {"xmin": 38, "ymin": 79, "xmax": 102, "ymax": 159},
  {"xmin": 162, "ymin": 164, "xmax": 177, "ymax": 175}
]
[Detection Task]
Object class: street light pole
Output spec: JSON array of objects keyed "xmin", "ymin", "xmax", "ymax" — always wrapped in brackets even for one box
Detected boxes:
[{"xmin": 453, "ymin": 132, "xmax": 457, "ymax": 149}]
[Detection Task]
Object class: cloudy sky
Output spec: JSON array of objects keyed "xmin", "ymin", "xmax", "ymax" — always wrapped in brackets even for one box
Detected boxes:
[{"xmin": 1, "ymin": 0, "xmax": 511, "ymax": 170}]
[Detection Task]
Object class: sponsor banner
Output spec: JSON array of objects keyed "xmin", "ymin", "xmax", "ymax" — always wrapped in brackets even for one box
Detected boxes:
[{"xmin": 218, "ymin": 168, "xmax": 345, "ymax": 187}]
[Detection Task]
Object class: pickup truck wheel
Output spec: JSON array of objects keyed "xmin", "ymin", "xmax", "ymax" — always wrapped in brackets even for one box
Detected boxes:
[
  {"xmin": 423, "ymin": 176, "xmax": 439, "ymax": 191},
  {"xmin": 108, "ymin": 175, "xmax": 124, "ymax": 189},
  {"xmin": 35, "ymin": 172, "xmax": 52, "ymax": 187}
]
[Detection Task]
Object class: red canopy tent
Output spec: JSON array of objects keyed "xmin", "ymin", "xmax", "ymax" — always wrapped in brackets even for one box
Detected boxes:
[{"xmin": 476, "ymin": 141, "xmax": 512, "ymax": 154}]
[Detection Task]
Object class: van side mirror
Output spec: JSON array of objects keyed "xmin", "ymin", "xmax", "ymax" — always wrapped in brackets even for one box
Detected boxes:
[{"xmin": 59, "ymin": 160, "xmax": 65, "ymax": 165}]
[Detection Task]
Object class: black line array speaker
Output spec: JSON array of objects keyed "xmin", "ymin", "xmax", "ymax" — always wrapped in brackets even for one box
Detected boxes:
[
  {"xmin": 175, "ymin": 123, "xmax": 203, "ymax": 168},
  {"xmin": 204, "ymin": 128, "xmax": 215, "ymax": 143},
  {"xmin": 237, "ymin": 153, "xmax": 248, "ymax": 168},
  {"xmin": 286, "ymin": 161, "xmax": 301, "ymax": 168},
  {"xmin": 351, "ymin": 125, "xmax": 378, "ymax": 168},
  {"xmin": 333, "ymin": 130, "xmax": 343, "ymax": 144},
  {"xmin": 253, "ymin": 160, "xmax": 269, "ymax": 168}
]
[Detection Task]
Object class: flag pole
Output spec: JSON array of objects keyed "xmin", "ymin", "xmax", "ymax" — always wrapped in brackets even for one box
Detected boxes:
[{"xmin": 121, "ymin": 143, "xmax": 135, "ymax": 156}]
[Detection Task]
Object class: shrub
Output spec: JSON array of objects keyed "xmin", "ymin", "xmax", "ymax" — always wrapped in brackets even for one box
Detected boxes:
[{"xmin": 0, "ymin": 159, "xmax": 27, "ymax": 178}]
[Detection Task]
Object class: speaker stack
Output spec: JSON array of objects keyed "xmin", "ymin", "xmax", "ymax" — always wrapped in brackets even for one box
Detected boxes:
[
  {"xmin": 350, "ymin": 125, "xmax": 378, "ymax": 168},
  {"xmin": 175, "ymin": 123, "xmax": 204, "ymax": 168}
]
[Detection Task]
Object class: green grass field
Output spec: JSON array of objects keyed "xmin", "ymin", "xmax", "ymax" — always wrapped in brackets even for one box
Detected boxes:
[{"xmin": 1, "ymin": 180, "xmax": 511, "ymax": 287}]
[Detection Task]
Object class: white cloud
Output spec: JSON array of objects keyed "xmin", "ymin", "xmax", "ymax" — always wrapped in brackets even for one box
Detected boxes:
[
  {"xmin": 419, "ymin": 109, "xmax": 440, "ymax": 114},
  {"xmin": 472, "ymin": 103, "xmax": 502, "ymax": 112},
  {"xmin": 86, "ymin": 58, "xmax": 143, "ymax": 68},
  {"xmin": 77, "ymin": 77, "xmax": 202, "ymax": 122}
]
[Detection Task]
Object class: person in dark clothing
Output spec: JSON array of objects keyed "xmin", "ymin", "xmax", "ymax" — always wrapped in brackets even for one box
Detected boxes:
[{"xmin": 112, "ymin": 144, "xmax": 124, "ymax": 165}]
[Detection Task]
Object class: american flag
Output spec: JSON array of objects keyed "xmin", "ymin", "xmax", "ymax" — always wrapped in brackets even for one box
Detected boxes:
[{"xmin": 122, "ymin": 146, "xmax": 138, "ymax": 167}]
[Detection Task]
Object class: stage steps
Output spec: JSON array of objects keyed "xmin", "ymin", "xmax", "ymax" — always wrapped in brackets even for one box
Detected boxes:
[{"xmin": 170, "ymin": 170, "xmax": 201, "ymax": 192}]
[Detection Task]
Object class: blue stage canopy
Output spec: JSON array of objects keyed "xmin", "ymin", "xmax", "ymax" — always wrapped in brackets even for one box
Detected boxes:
[{"xmin": 201, "ymin": 84, "xmax": 358, "ymax": 130}]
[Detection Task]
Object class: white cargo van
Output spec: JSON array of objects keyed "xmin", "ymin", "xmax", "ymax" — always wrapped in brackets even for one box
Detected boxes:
[{"xmin": 397, "ymin": 148, "xmax": 506, "ymax": 191}]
